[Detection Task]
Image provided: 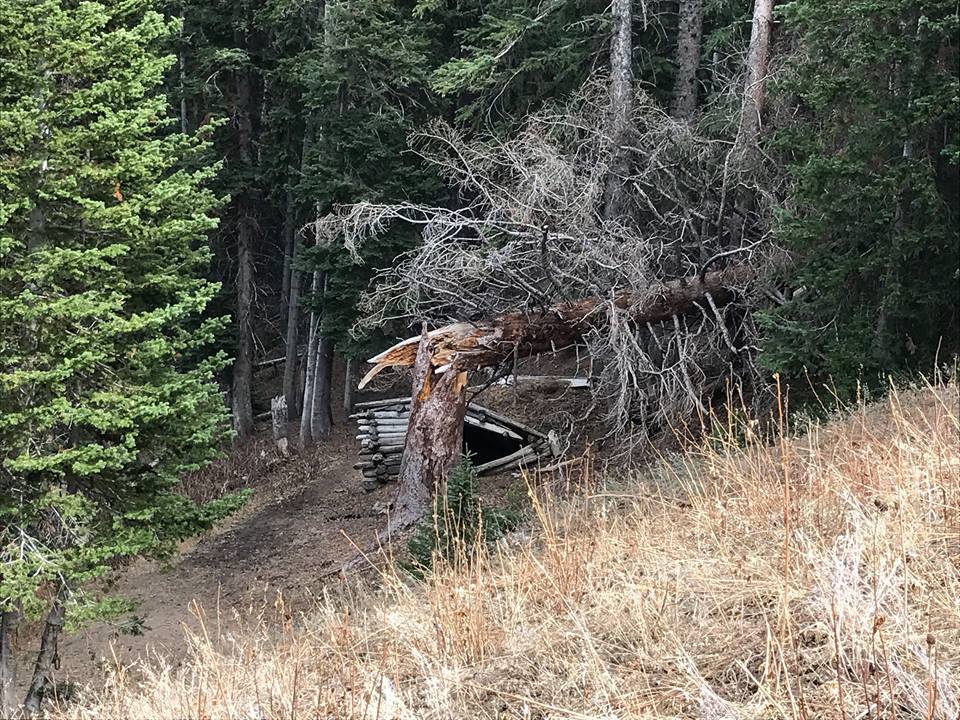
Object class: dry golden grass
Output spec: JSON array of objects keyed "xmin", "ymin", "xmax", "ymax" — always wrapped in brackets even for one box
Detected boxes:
[{"xmin": 57, "ymin": 382, "xmax": 959, "ymax": 719}]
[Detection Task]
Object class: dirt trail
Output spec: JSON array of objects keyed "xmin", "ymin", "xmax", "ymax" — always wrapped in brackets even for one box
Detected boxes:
[
  {"xmin": 59, "ymin": 422, "xmax": 393, "ymax": 686},
  {"xmin": 55, "ymin": 360, "xmax": 561, "ymax": 690}
]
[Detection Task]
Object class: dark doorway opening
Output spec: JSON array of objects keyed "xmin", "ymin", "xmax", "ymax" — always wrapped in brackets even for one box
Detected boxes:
[{"xmin": 462, "ymin": 422, "xmax": 524, "ymax": 465}]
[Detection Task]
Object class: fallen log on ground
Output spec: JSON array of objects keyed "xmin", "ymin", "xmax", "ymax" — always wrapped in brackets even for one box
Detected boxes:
[{"xmin": 359, "ymin": 265, "xmax": 752, "ymax": 387}]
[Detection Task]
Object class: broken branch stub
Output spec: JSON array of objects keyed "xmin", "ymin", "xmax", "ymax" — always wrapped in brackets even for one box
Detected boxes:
[{"xmin": 360, "ymin": 265, "xmax": 752, "ymax": 388}]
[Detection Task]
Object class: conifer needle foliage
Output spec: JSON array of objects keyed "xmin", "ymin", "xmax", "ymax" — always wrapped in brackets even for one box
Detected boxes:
[{"xmin": 0, "ymin": 0, "xmax": 244, "ymax": 635}]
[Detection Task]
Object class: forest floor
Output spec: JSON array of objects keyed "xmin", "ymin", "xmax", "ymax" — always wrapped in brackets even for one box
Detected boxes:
[
  {"xmin": 58, "ymin": 357, "xmax": 576, "ymax": 691},
  {"xmin": 59, "ymin": 417, "xmax": 518, "ymax": 690},
  {"xmin": 53, "ymin": 381, "xmax": 959, "ymax": 720},
  {"xmin": 59, "ymin": 421, "xmax": 384, "ymax": 686}
]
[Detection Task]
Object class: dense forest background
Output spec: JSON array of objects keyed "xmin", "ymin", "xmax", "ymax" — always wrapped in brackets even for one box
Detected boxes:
[{"xmin": 0, "ymin": 0, "xmax": 957, "ymax": 713}]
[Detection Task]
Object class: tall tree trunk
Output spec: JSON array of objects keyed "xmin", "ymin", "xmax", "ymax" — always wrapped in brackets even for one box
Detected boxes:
[
  {"xmin": 603, "ymin": 0, "xmax": 634, "ymax": 220},
  {"xmin": 738, "ymin": 0, "xmax": 774, "ymax": 154},
  {"xmin": 299, "ymin": 273, "xmax": 320, "ymax": 447},
  {"xmin": 22, "ymin": 595, "xmax": 65, "ymax": 716},
  {"xmin": 282, "ymin": 249, "xmax": 302, "ymax": 418},
  {"xmin": 343, "ymin": 356, "xmax": 357, "ymax": 414},
  {"xmin": 231, "ymin": 68, "xmax": 256, "ymax": 438},
  {"xmin": 0, "ymin": 607, "xmax": 19, "ymax": 718},
  {"xmin": 280, "ymin": 187, "xmax": 296, "ymax": 329},
  {"xmin": 670, "ymin": 0, "xmax": 705, "ymax": 119},
  {"xmin": 390, "ymin": 329, "xmax": 469, "ymax": 529},
  {"xmin": 311, "ymin": 336, "xmax": 335, "ymax": 441},
  {"xmin": 724, "ymin": 0, "xmax": 774, "ymax": 247},
  {"xmin": 232, "ymin": 212, "xmax": 255, "ymax": 438},
  {"xmin": 282, "ymin": 124, "xmax": 314, "ymax": 417}
]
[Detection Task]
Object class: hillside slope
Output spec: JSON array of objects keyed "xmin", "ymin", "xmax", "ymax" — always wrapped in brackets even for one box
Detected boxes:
[{"xmin": 58, "ymin": 383, "xmax": 959, "ymax": 719}]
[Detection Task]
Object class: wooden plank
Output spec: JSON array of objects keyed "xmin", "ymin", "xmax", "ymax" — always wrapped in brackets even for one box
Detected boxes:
[
  {"xmin": 349, "ymin": 406, "xmax": 407, "ymax": 420},
  {"xmin": 467, "ymin": 403, "xmax": 547, "ymax": 441},
  {"xmin": 463, "ymin": 414, "xmax": 522, "ymax": 440},
  {"xmin": 492, "ymin": 374, "xmax": 590, "ymax": 388},
  {"xmin": 353, "ymin": 397, "xmax": 410, "ymax": 410},
  {"xmin": 474, "ymin": 443, "xmax": 544, "ymax": 474}
]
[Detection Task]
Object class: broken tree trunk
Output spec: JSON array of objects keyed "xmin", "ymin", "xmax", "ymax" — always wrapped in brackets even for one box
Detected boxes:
[
  {"xmin": 22, "ymin": 594, "xmax": 65, "ymax": 716},
  {"xmin": 361, "ymin": 265, "xmax": 752, "ymax": 387},
  {"xmin": 390, "ymin": 328, "xmax": 469, "ymax": 530}
]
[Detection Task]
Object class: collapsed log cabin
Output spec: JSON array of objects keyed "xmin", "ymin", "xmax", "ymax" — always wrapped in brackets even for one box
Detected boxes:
[{"xmin": 351, "ymin": 398, "xmax": 557, "ymax": 490}]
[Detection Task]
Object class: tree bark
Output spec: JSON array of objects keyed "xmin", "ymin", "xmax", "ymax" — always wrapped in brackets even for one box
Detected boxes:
[
  {"xmin": 724, "ymin": 0, "xmax": 774, "ymax": 247},
  {"xmin": 299, "ymin": 273, "xmax": 320, "ymax": 447},
  {"xmin": 311, "ymin": 336, "xmax": 335, "ymax": 441},
  {"xmin": 670, "ymin": 0, "xmax": 705, "ymax": 119},
  {"xmin": 271, "ymin": 395, "xmax": 289, "ymax": 456},
  {"xmin": 738, "ymin": 0, "xmax": 774, "ymax": 156},
  {"xmin": 361, "ymin": 265, "xmax": 753, "ymax": 386},
  {"xmin": 343, "ymin": 356, "xmax": 357, "ymax": 414},
  {"xmin": 282, "ymin": 229, "xmax": 302, "ymax": 417},
  {"xmin": 391, "ymin": 329, "xmax": 469, "ymax": 529},
  {"xmin": 231, "ymin": 66, "xmax": 257, "ymax": 439},
  {"xmin": 232, "ymin": 212, "xmax": 255, "ymax": 438},
  {"xmin": 0, "ymin": 606, "xmax": 19, "ymax": 718},
  {"xmin": 22, "ymin": 596, "xmax": 64, "ymax": 716},
  {"xmin": 603, "ymin": 0, "xmax": 634, "ymax": 221},
  {"xmin": 280, "ymin": 187, "xmax": 296, "ymax": 329}
]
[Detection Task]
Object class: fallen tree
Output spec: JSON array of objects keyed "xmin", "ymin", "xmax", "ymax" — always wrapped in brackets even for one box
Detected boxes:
[
  {"xmin": 360, "ymin": 265, "xmax": 753, "ymax": 387},
  {"xmin": 316, "ymin": 83, "xmax": 778, "ymax": 439}
]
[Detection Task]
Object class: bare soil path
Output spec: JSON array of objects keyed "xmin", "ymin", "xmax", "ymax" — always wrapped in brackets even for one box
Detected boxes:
[{"xmin": 59, "ymin": 422, "xmax": 394, "ymax": 687}]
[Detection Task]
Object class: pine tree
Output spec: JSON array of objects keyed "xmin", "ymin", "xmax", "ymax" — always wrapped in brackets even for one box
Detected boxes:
[
  {"xmin": 0, "ymin": 1, "xmax": 244, "ymax": 711},
  {"xmin": 760, "ymin": 0, "xmax": 960, "ymax": 393}
]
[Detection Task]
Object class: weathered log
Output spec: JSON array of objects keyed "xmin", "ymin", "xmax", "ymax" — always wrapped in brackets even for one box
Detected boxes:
[
  {"xmin": 353, "ymin": 398, "xmax": 410, "ymax": 410},
  {"xmin": 356, "ymin": 452, "xmax": 385, "ymax": 463},
  {"xmin": 360, "ymin": 477, "xmax": 383, "ymax": 491},
  {"xmin": 360, "ymin": 266, "xmax": 752, "ymax": 387},
  {"xmin": 357, "ymin": 419, "xmax": 409, "ymax": 427},
  {"xmin": 463, "ymin": 415, "xmax": 523, "ymax": 440},
  {"xmin": 474, "ymin": 443, "xmax": 542, "ymax": 474}
]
